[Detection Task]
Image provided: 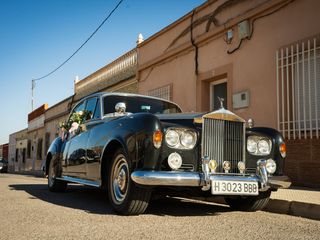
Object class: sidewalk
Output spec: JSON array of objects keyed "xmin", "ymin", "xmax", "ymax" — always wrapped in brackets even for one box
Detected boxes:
[
  {"xmin": 266, "ymin": 186, "xmax": 320, "ymax": 220},
  {"xmin": 205, "ymin": 186, "xmax": 320, "ymax": 220}
]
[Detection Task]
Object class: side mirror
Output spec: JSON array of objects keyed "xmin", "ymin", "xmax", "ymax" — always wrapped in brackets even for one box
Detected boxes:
[{"xmin": 115, "ymin": 102, "xmax": 126, "ymax": 114}]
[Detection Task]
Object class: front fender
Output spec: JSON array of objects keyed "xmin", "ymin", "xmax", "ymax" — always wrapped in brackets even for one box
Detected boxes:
[{"xmin": 98, "ymin": 113, "xmax": 163, "ymax": 184}]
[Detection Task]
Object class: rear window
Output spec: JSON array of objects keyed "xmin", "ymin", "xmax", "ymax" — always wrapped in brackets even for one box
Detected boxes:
[{"xmin": 103, "ymin": 96, "xmax": 181, "ymax": 115}]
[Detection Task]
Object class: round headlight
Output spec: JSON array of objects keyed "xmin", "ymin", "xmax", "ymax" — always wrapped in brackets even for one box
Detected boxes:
[
  {"xmin": 247, "ymin": 138, "xmax": 258, "ymax": 153},
  {"xmin": 168, "ymin": 152, "xmax": 182, "ymax": 170},
  {"xmin": 266, "ymin": 159, "xmax": 276, "ymax": 174},
  {"xmin": 258, "ymin": 139, "xmax": 271, "ymax": 155},
  {"xmin": 247, "ymin": 136, "xmax": 272, "ymax": 156},
  {"xmin": 165, "ymin": 130, "xmax": 179, "ymax": 147},
  {"xmin": 180, "ymin": 131, "xmax": 197, "ymax": 149}
]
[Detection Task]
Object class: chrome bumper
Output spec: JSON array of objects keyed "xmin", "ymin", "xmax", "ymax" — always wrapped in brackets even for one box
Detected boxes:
[
  {"xmin": 268, "ymin": 175, "xmax": 291, "ymax": 189},
  {"xmin": 131, "ymin": 171, "xmax": 291, "ymax": 189},
  {"xmin": 131, "ymin": 159, "xmax": 291, "ymax": 190}
]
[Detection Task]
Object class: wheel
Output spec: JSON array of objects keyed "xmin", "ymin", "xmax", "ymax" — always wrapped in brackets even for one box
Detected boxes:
[
  {"xmin": 48, "ymin": 155, "xmax": 67, "ymax": 192},
  {"xmin": 107, "ymin": 149, "xmax": 151, "ymax": 215},
  {"xmin": 225, "ymin": 190, "xmax": 271, "ymax": 211}
]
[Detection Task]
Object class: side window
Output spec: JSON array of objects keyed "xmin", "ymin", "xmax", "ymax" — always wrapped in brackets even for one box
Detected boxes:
[
  {"xmin": 85, "ymin": 98, "xmax": 97, "ymax": 120},
  {"xmin": 73, "ymin": 101, "xmax": 85, "ymax": 115},
  {"xmin": 93, "ymin": 99, "xmax": 101, "ymax": 119}
]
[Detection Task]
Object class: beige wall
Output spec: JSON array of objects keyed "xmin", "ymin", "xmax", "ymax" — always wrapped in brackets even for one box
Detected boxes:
[
  {"xmin": 8, "ymin": 129, "xmax": 28, "ymax": 172},
  {"xmin": 138, "ymin": 0, "xmax": 320, "ymax": 128},
  {"xmin": 44, "ymin": 97, "xmax": 72, "ymax": 151},
  {"xmin": 27, "ymin": 128, "xmax": 45, "ymax": 171}
]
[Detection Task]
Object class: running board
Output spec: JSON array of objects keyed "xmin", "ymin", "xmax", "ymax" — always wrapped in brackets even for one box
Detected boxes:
[{"xmin": 57, "ymin": 176, "xmax": 101, "ymax": 188}]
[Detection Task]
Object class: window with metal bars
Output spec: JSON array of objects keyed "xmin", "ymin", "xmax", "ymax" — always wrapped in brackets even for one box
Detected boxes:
[
  {"xmin": 147, "ymin": 84, "xmax": 172, "ymax": 101},
  {"xmin": 276, "ymin": 37, "xmax": 320, "ymax": 139}
]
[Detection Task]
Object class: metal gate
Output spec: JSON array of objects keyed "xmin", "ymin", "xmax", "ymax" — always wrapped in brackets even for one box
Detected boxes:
[{"xmin": 276, "ymin": 37, "xmax": 320, "ymax": 139}]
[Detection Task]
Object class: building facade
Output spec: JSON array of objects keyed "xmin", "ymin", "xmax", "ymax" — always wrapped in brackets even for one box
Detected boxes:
[
  {"xmin": 8, "ymin": 128, "xmax": 28, "ymax": 172},
  {"xmin": 26, "ymin": 104, "xmax": 49, "ymax": 172},
  {"xmin": 74, "ymin": 48, "xmax": 138, "ymax": 101},
  {"xmin": 137, "ymin": 0, "xmax": 320, "ymax": 187},
  {"xmin": 44, "ymin": 96, "xmax": 73, "ymax": 154},
  {"xmin": 0, "ymin": 143, "xmax": 9, "ymax": 159}
]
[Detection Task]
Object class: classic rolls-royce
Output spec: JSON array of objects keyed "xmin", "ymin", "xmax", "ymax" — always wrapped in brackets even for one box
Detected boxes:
[{"xmin": 46, "ymin": 92, "xmax": 291, "ymax": 215}]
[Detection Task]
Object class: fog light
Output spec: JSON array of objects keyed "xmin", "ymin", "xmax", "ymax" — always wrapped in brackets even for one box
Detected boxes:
[
  {"xmin": 209, "ymin": 160, "xmax": 218, "ymax": 172},
  {"xmin": 237, "ymin": 161, "xmax": 246, "ymax": 173},
  {"xmin": 223, "ymin": 161, "xmax": 231, "ymax": 173},
  {"xmin": 168, "ymin": 152, "xmax": 182, "ymax": 170},
  {"xmin": 266, "ymin": 159, "xmax": 276, "ymax": 174}
]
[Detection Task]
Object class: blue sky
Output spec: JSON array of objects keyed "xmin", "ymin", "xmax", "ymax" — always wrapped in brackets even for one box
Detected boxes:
[{"xmin": 0, "ymin": 0, "xmax": 206, "ymax": 144}]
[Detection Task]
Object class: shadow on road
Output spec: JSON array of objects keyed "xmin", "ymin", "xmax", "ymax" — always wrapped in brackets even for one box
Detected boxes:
[
  {"xmin": 9, "ymin": 183, "xmax": 229, "ymax": 216},
  {"xmin": 146, "ymin": 197, "xmax": 229, "ymax": 217},
  {"xmin": 9, "ymin": 184, "xmax": 113, "ymax": 214}
]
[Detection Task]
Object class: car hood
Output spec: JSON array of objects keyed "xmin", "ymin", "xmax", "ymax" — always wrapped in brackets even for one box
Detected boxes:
[{"xmin": 156, "ymin": 112, "xmax": 205, "ymax": 128}]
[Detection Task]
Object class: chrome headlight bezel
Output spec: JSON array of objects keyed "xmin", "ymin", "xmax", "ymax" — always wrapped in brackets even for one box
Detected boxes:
[
  {"xmin": 247, "ymin": 135, "xmax": 272, "ymax": 156},
  {"xmin": 165, "ymin": 128, "xmax": 197, "ymax": 149},
  {"xmin": 165, "ymin": 129, "xmax": 180, "ymax": 147}
]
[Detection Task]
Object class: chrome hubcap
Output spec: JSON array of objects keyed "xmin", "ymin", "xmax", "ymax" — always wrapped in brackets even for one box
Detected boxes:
[
  {"xmin": 112, "ymin": 156, "xmax": 129, "ymax": 204},
  {"xmin": 48, "ymin": 160, "xmax": 56, "ymax": 187}
]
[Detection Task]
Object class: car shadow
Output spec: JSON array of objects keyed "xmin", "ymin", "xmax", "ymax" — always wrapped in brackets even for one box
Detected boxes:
[
  {"xmin": 146, "ymin": 197, "xmax": 229, "ymax": 217},
  {"xmin": 9, "ymin": 184, "xmax": 113, "ymax": 214},
  {"xmin": 9, "ymin": 183, "xmax": 230, "ymax": 216}
]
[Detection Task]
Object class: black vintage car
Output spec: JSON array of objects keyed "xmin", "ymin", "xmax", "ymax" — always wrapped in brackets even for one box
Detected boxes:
[
  {"xmin": 0, "ymin": 157, "xmax": 8, "ymax": 173},
  {"xmin": 46, "ymin": 92, "xmax": 291, "ymax": 215}
]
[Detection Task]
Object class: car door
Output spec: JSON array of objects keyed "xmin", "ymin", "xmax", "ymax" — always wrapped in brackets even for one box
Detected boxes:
[
  {"xmin": 63, "ymin": 98, "xmax": 98, "ymax": 178},
  {"xmin": 85, "ymin": 97, "xmax": 105, "ymax": 181}
]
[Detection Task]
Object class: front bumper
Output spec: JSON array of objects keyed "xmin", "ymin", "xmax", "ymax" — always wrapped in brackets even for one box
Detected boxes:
[{"xmin": 131, "ymin": 171, "xmax": 291, "ymax": 189}]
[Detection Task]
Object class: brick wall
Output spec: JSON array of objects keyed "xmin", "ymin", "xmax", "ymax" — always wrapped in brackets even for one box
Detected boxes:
[{"xmin": 285, "ymin": 139, "xmax": 320, "ymax": 188}]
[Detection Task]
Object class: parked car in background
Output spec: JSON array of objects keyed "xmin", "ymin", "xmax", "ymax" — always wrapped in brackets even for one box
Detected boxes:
[
  {"xmin": 45, "ymin": 92, "xmax": 291, "ymax": 215},
  {"xmin": 0, "ymin": 157, "xmax": 8, "ymax": 173}
]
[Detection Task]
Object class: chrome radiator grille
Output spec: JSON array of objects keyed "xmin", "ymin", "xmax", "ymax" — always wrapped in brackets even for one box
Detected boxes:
[{"xmin": 202, "ymin": 118, "xmax": 245, "ymax": 173}]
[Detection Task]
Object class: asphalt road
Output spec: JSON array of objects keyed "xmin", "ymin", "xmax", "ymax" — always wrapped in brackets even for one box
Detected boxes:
[{"xmin": 0, "ymin": 174, "xmax": 319, "ymax": 240}]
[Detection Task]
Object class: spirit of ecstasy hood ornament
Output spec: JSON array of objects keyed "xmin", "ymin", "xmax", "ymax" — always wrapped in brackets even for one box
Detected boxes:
[{"xmin": 218, "ymin": 97, "xmax": 225, "ymax": 109}]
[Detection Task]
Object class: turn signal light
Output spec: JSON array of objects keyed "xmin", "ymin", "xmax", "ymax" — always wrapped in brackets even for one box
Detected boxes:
[
  {"xmin": 153, "ymin": 130, "xmax": 163, "ymax": 149},
  {"xmin": 279, "ymin": 142, "xmax": 286, "ymax": 158}
]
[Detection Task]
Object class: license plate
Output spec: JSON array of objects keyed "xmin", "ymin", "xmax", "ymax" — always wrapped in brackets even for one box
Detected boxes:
[{"xmin": 211, "ymin": 180, "xmax": 258, "ymax": 196}]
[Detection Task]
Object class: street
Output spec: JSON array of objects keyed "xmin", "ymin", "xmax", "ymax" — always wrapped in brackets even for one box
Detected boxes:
[{"xmin": 0, "ymin": 174, "xmax": 319, "ymax": 240}]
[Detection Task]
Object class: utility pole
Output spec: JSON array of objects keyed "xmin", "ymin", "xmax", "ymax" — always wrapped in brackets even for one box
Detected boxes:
[{"xmin": 31, "ymin": 79, "xmax": 35, "ymax": 111}]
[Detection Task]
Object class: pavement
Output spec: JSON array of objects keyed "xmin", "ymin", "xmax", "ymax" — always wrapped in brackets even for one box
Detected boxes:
[
  {"xmin": 199, "ymin": 186, "xmax": 320, "ymax": 221},
  {"xmin": 1, "ymin": 173, "xmax": 319, "ymax": 240},
  {"xmin": 7, "ymin": 172, "xmax": 320, "ymax": 221}
]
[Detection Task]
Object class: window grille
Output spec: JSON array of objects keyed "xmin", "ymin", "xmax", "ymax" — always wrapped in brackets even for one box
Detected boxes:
[
  {"xmin": 148, "ymin": 84, "xmax": 172, "ymax": 101},
  {"xmin": 276, "ymin": 37, "xmax": 320, "ymax": 139}
]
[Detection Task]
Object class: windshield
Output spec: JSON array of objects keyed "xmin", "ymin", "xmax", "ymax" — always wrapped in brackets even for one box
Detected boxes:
[{"xmin": 103, "ymin": 95, "xmax": 182, "ymax": 115}]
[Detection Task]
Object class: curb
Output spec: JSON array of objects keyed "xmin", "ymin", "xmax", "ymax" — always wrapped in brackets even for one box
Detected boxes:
[
  {"xmin": 198, "ymin": 196, "xmax": 320, "ymax": 221},
  {"xmin": 266, "ymin": 199, "xmax": 320, "ymax": 221}
]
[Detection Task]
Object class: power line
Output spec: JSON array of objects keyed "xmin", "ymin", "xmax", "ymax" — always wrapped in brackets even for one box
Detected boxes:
[{"xmin": 33, "ymin": 0, "xmax": 124, "ymax": 81}]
